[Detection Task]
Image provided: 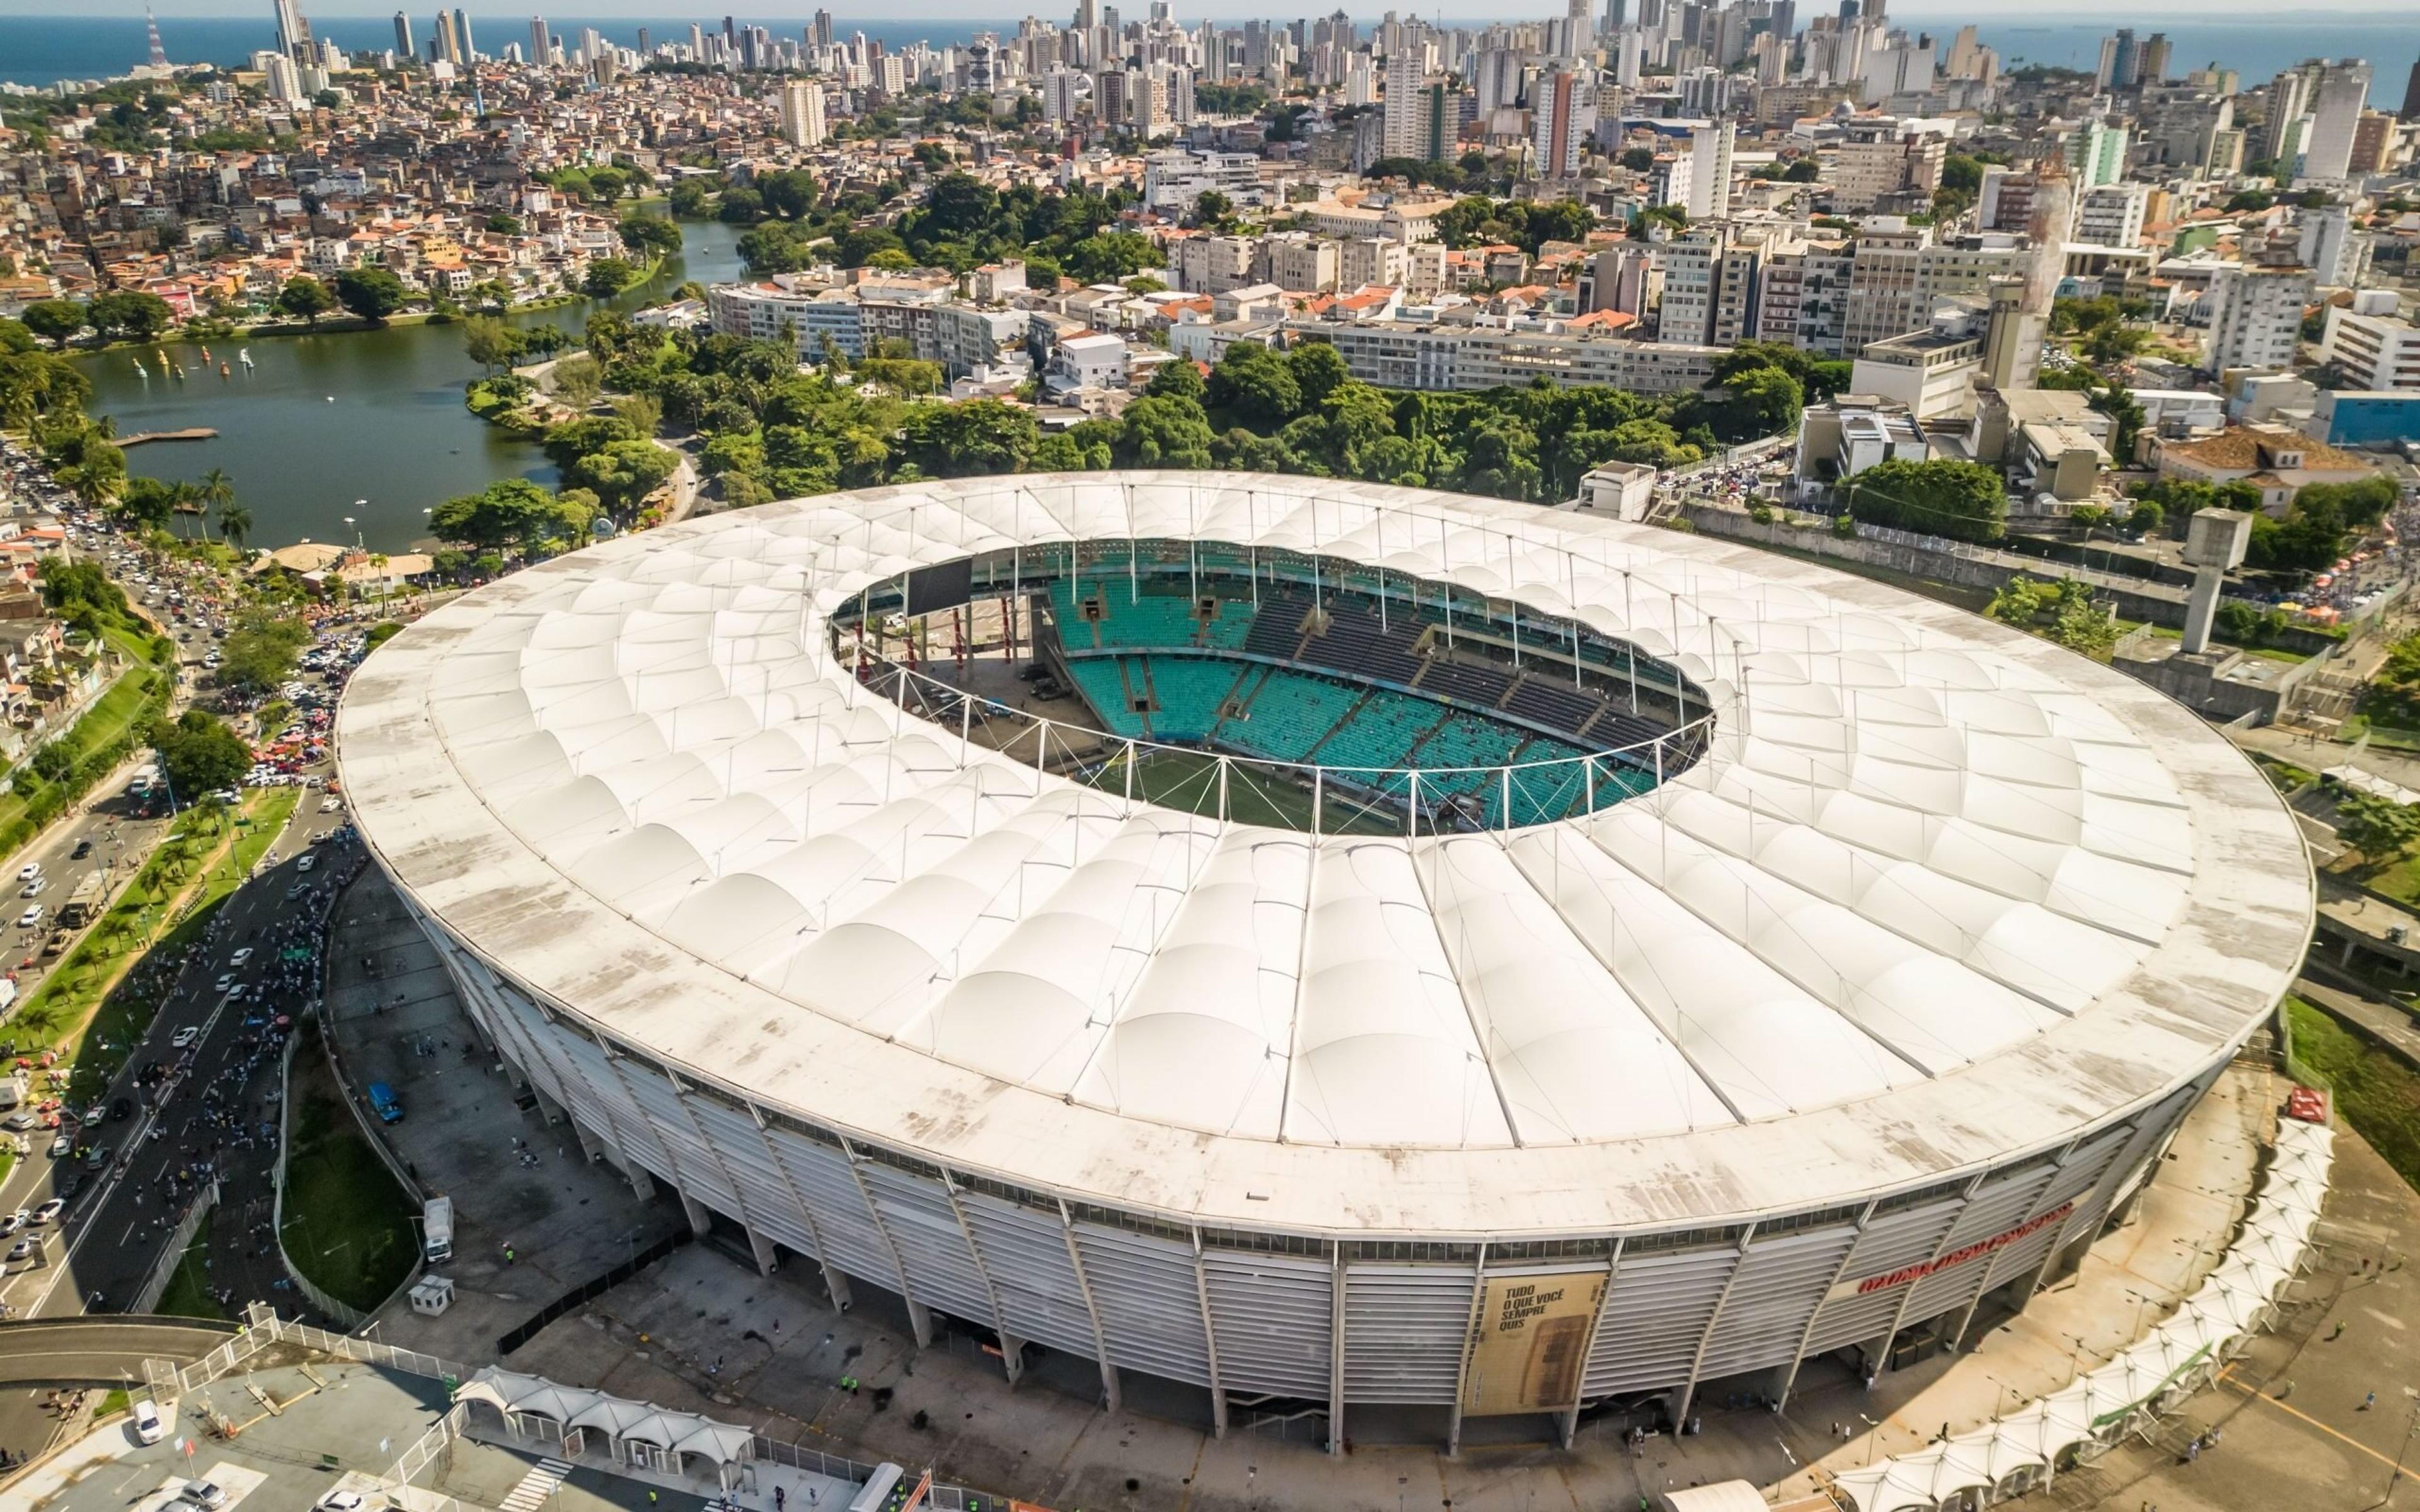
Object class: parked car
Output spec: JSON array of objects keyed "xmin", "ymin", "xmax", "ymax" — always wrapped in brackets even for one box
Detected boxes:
[
  {"xmin": 132, "ymin": 1399, "xmax": 164, "ymax": 1445},
  {"xmin": 182, "ymin": 1481, "xmax": 227, "ymax": 1509}
]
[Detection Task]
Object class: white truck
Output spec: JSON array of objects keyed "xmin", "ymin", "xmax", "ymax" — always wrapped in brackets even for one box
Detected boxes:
[{"xmin": 422, "ymin": 1195, "xmax": 454, "ymax": 1264}]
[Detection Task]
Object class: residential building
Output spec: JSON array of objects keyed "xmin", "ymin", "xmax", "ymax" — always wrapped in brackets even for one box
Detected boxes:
[
  {"xmin": 1831, "ymin": 118, "xmax": 1945, "ymax": 213},
  {"xmin": 2075, "ymin": 183, "xmax": 2150, "ymax": 248},
  {"xmin": 2201, "ymin": 263, "xmax": 2315, "ymax": 375},
  {"xmin": 1289, "ymin": 317, "xmax": 1722, "ymax": 394},
  {"xmin": 2320, "ymin": 306, "xmax": 2420, "ymax": 391},
  {"xmin": 2301, "ymin": 60, "xmax": 2372, "ymax": 181},
  {"xmin": 1531, "ymin": 66, "xmax": 1597, "ymax": 181},
  {"xmin": 776, "ymin": 81, "xmax": 826, "ymax": 147}
]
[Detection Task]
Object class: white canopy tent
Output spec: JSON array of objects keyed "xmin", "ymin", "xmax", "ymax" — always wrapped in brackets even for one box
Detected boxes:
[
  {"xmin": 1824, "ymin": 1117, "xmax": 2334, "ymax": 1512},
  {"xmin": 458, "ymin": 1366, "xmax": 758, "ymax": 1489}
]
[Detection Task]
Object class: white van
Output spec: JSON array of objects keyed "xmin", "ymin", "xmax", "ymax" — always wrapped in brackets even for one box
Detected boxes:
[{"xmin": 132, "ymin": 1399, "xmax": 164, "ymax": 1444}]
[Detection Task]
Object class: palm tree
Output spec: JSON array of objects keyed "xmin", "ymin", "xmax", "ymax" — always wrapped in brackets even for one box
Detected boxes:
[
  {"xmin": 217, "ymin": 503, "xmax": 253, "ymax": 553},
  {"xmin": 199, "ymin": 467, "xmax": 235, "ymax": 542},
  {"xmin": 166, "ymin": 480, "xmax": 203, "ymax": 539}
]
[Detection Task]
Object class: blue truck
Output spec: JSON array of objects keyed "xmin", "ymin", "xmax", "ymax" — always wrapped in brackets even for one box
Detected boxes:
[{"xmin": 366, "ymin": 1082, "xmax": 403, "ymax": 1123}]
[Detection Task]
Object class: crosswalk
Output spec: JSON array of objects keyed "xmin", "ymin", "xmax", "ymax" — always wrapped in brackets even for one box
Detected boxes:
[{"xmin": 498, "ymin": 1458, "xmax": 573, "ymax": 1512}]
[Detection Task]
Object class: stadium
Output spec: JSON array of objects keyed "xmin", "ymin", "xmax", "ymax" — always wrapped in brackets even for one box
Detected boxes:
[{"xmin": 336, "ymin": 472, "xmax": 2313, "ymax": 1452}]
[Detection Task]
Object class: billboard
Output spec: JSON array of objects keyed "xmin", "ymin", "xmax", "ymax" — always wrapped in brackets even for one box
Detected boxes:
[{"xmin": 1459, "ymin": 1269, "xmax": 1605, "ymax": 1417}]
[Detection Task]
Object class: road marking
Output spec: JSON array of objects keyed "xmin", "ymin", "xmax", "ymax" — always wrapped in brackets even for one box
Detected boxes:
[
  {"xmin": 2220, "ymin": 1368, "xmax": 2405, "ymax": 1471},
  {"xmin": 498, "ymin": 1457, "xmax": 575, "ymax": 1512}
]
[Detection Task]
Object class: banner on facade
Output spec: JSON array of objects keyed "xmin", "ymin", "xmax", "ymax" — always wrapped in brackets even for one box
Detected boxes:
[
  {"xmin": 1824, "ymin": 1201, "xmax": 2075, "ymax": 1304},
  {"xmin": 1459, "ymin": 1269, "xmax": 1605, "ymax": 1417}
]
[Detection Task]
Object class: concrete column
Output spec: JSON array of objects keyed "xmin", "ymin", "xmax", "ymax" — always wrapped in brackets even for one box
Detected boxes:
[
  {"xmin": 747, "ymin": 1227, "xmax": 778, "ymax": 1277},
  {"xmin": 1559, "ymin": 1242, "xmax": 1623, "ymax": 1451},
  {"xmin": 623, "ymin": 1157, "xmax": 655, "ymax": 1201},
  {"xmin": 1055, "ymin": 1203, "xmax": 1120, "ymax": 1412},
  {"xmin": 1778, "ymin": 1204, "xmax": 1877, "ymax": 1412},
  {"xmin": 531, "ymin": 1089, "xmax": 567, "ymax": 1127},
  {"xmin": 1445, "ymin": 1247, "xmax": 1489, "ymax": 1457},
  {"xmin": 680, "ymin": 1189, "xmax": 712, "ymax": 1237},
  {"xmin": 904, "ymin": 1298, "xmax": 935, "ymax": 1350},
  {"xmin": 1190, "ymin": 1234, "xmax": 1228, "ymax": 1438},
  {"xmin": 569, "ymin": 1117, "xmax": 606, "ymax": 1166},
  {"xmin": 1327, "ymin": 1246, "xmax": 1347, "ymax": 1457},
  {"xmin": 998, "ymin": 1331, "xmax": 1027, "ymax": 1386},
  {"xmin": 1674, "ymin": 1224, "xmax": 1758, "ymax": 1429},
  {"xmin": 822, "ymin": 1264, "xmax": 855, "ymax": 1312}
]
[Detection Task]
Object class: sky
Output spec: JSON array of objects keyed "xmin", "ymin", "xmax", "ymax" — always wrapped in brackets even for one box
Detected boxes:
[{"xmin": 14, "ymin": 0, "xmax": 2419, "ymax": 16}]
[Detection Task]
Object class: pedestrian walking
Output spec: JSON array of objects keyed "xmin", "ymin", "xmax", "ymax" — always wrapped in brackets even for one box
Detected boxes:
[{"xmin": 2363, "ymin": 1392, "xmax": 2377, "ymax": 1411}]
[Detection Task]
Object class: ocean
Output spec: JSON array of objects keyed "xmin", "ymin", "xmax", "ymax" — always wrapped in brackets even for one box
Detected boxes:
[{"xmin": 3, "ymin": 11, "xmax": 2414, "ymax": 98}]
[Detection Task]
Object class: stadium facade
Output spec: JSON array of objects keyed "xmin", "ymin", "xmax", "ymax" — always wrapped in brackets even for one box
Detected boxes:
[{"xmin": 337, "ymin": 474, "xmax": 2313, "ymax": 1451}]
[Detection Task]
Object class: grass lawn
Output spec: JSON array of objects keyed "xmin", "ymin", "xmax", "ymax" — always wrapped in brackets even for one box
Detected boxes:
[
  {"xmin": 280, "ymin": 1022, "xmax": 420, "ymax": 1312},
  {"xmin": 154, "ymin": 1217, "xmax": 225, "ymax": 1322},
  {"xmin": 2288, "ymin": 996, "xmax": 2420, "ymax": 1194},
  {"xmin": 96, "ymin": 1387, "xmax": 130, "ymax": 1418}
]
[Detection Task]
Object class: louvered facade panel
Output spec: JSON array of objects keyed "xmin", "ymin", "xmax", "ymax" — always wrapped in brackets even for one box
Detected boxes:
[
  {"xmin": 1203, "ymin": 1248, "xmax": 1334, "ymax": 1399},
  {"xmin": 1585, "ymin": 1246, "xmax": 1738, "ymax": 1395},
  {"xmin": 1697, "ymin": 1223, "xmax": 1860, "ymax": 1380},
  {"xmin": 956, "ymin": 1193, "xmax": 1102, "ymax": 1358},
  {"xmin": 1075, "ymin": 1225, "xmax": 1214, "ymax": 1385},
  {"xmin": 859, "ymin": 1162, "xmax": 995, "ymax": 1324},
  {"xmin": 1342, "ymin": 1264, "xmax": 1475, "ymax": 1403}
]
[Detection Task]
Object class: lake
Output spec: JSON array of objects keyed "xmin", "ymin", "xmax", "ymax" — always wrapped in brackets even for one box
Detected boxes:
[{"xmin": 76, "ymin": 211, "xmax": 746, "ymax": 554}]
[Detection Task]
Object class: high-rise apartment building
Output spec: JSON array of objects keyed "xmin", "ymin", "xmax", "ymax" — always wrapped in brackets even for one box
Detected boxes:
[
  {"xmin": 2300, "ymin": 60, "xmax": 2371, "ymax": 180},
  {"xmin": 1530, "ymin": 66, "xmax": 1596, "ymax": 180},
  {"xmin": 393, "ymin": 11, "xmax": 414, "ymax": 59},
  {"xmin": 2203, "ymin": 263, "xmax": 2315, "ymax": 374},
  {"xmin": 1381, "ymin": 43, "xmax": 1431, "ymax": 160},
  {"xmin": 778, "ymin": 80, "xmax": 827, "ymax": 146},
  {"xmin": 530, "ymin": 16, "xmax": 550, "ymax": 65}
]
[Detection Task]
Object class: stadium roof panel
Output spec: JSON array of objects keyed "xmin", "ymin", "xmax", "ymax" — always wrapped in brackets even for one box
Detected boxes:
[{"xmin": 337, "ymin": 473, "xmax": 2313, "ymax": 1237}]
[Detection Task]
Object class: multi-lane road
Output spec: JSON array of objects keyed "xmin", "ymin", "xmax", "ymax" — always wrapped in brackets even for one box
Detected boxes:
[{"xmin": 0, "ymin": 569, "xmax": 363, "ymax": 1321}]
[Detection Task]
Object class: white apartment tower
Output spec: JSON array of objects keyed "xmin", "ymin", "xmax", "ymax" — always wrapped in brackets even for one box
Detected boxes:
[
  {"xmin": 1382, "ymin": 43, "xmax": 1428, "ymax": 160},
  {"xmin": 2300, "ymin": 60, "xmax": 2371, "ymax": 181},
  {"xmin": 778, "ymin": 80, "xmax": 827, "ymax": 146},
  {"xmin": 1685, "ymin": 121, "xmax": 1734, "ymax": 220},
  {"xmin": 2202, "ymin": 263, "xmax": 2316, "ymax": 375}
]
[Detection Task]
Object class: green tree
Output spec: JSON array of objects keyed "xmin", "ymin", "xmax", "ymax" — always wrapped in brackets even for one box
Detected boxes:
[
  {"xmin": 148, "ymin": 710, "xmax": 251, "ymax": 799},
  {"xmin": 582, "ymin": 258, "xmax": 644, "ymax": 297},
  {"xmin": 430, "ymin": 478, "xmax": 592, "ymax": 554},
  {"xmin": 88, "ymin": 290, "xmax": 175, "ymax": 343},
  {"xmin": 218, "ymin": 613, "xmax": 310, "ymax": 692},
  {"xmin": 275, "ymin": 275, "xmax": 337, "ymax": 328},
  {"xmin": 1114, "ymin": 395, "xmax": 1216, "ymax": 469},
  {"xmin": 1205, "ymin": 341, "xmax": 1301, "ymax": 427},
  {"xmin": 332, "ymin": 266, "xmax": 408, "ymax": 324},
  {"xmin": 2336, "ymin": 792, "xmax": 2420, "ymax": 867},
  {"xmin": 551, "ymin": 354, "xmax": 605, "ymax": 409},
  {"xmin": 1985, "ymin": 575, "xmax": 2117, "ymax": 659},
  {"xmin": 20, "ymin": 300, "xmax": 86, "ymax": 348},
  {"xmin": 667, "ymin": 179, "xmax": 714, "ymax": 219},
  {"xmin": 217, "ymin": 502, "xmax": 254, "ymax": 551},
  {"xmin": 1841, "ymin": 457, "xmax": 2007, "ymax": 544},
  {"xmin": 618, "ymin": 214, "xmax": 683, "ymax": 256},
  {"xmin": 902, "ymin": 399, "xmax": 1037, "ymax": 476},
  {"xmin": 566, "ymin": 439, "xmax": 679, "ymax": 512},
  {"xmin": 461, "ymin": 314, "xmax": 526, "ymax": 374}
]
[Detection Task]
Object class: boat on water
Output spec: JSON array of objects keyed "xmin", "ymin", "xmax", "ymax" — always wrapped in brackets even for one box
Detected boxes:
[
  {"xmin": 219, "ymin": 363, "xmax": 231, "ymax": 377},
  {"xmin": 132, "ymin": 359, "xmax": 148, "ymax": 379},
  {"xmin": 238, "ymin": 348, "xmax": 254, "ymax": 367},
  {"xmin": 200, "ymin": 345, "xmax": 212, "ymax": 362}
]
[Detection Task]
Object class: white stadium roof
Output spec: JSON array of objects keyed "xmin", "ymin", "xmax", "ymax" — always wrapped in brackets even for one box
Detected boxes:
[{"xmin": 337, "ymin": 474, "xmax": 2314, "ymax": 1237}]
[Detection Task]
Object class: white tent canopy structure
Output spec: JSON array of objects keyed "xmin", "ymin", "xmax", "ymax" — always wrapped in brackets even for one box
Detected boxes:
[
  {"xmin": 1826, "ymin": 1116, "xmax": 2334, "ymax": 1512},
  {"xmin": 458, "ymin": 1366, "xmax": 757, "ymax": 1488}
]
